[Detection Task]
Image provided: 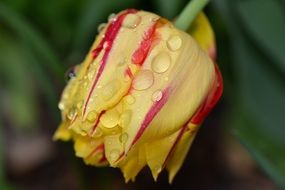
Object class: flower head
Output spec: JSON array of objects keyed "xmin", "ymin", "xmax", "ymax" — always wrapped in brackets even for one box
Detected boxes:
[{"xmin": 54, "ymin": 9, "xmax": 223, "ymax": 182}]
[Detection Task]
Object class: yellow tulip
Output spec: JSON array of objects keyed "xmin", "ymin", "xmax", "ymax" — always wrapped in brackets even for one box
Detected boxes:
[{"xmin": 54, "ymin": 9, "xmax": 223, "ymax": 183}]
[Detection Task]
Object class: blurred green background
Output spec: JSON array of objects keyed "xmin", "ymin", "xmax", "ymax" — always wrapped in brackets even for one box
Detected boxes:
[{"xmin": 0, "ymin": 0, "xmax": 285, "ymax": 189}]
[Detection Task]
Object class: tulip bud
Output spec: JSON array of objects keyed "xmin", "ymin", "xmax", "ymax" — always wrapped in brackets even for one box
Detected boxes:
[{"xmin": 54, "ymin": 9, "xmax": 223, "ymax": 182}]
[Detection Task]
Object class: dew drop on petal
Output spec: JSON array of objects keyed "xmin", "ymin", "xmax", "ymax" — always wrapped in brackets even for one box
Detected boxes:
[
  {"xmin": 154, "ymin": 165, "xmax": 162, "ymax": 172},
  {"xmin": 118, "ymin": 57, "xmax": 126, "ymax": 66},
  {"xmin": 122, "ymin": 14, "xmax": 141, "ymax": 29},
  {"xmin": 167, "ymin": 35, "xmax": 182, "ymax": 51},
  {"xmin": 103, "ymin": 41, "xmax": 111, "ymax": 50},
  {"xmin": 58, "ymin": 102, "xmax": 64, "ymax": 110},
  {"xmin": 132, "ymin": 70, "xmax": 154, "ymax": 90},
  {"xmin": 108, "ymin": 13, "xmax": 117, "ymax": 22},
  {"xmin": 97, "ymin": 23, "xmax": 106, "ymax": 33},
  {"xmin": 110, "ymin": 149, "xmax": 120, "ymax": 161},
  {"xmin": 151, "ymin": 52, "xmax": 171, "ymax": 73},
  {"xmin": 125, "ymin": 95, "xmax": 135, "ymax": 105},
  {"xmin": 102, "ymin": 80, "xmax": 120, "ymax": 101},
  {"xmin": 120, "ymin": 110, "xmax": 132, "ymax": 127},
  {"xmin": 93, "ymin": 128, "xmax": 103, "ymax": 138},
  {"xmin": 87, "ymin": 111, "xmax": 97, "ymax": 122},
  {"xmin": 152, "ymin": 90, "xmax": 163, "ymax": 102},
  {"xmin": 76, "ymin": 100, "xmax": 84, "ymax": 110},
  {"xmin": 101, "ymin": 111, "xmax": 120, "ymax": 128},
  {"xmin": 119, "ymin": 133, "xmax": 129, "ymax": 143},
  {"xmin": 67, "ymin": 107, "xmax": 77, "ymax": 120}
]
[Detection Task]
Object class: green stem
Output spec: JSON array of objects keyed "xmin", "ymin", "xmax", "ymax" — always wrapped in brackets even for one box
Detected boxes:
[{"xmin": 174, "ymin": 0, "xmax": 210, "ymax": 31}]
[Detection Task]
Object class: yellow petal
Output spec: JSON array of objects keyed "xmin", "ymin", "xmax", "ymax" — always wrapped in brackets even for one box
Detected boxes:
[
  {"xmin": 53, "ymin": 122, "xmax": 72, "ymax": 141},
  {"xmin": 189, "ymin": 12, "xmax": 216, "ymax": 59},
  {"xmin": 103, "ymin": 134, "xmax": 124, "ymax": 167},
  {"xmin": 73, "ymin": 135, "xmax": 107, "ymax": 166},
  {"xmin": 145, "ymin": 130, "xmax": 181, "ymax": 180},
  {"xmin": 166, "ymin": 123, "xmax": 199, "ymax": 183},
  {"xmin": 118, "ymin": 146, "xmax": 146, "ymax": 182}
]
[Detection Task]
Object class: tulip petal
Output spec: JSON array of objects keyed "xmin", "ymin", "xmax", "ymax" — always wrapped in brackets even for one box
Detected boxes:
[
  {"xmin": 100, "ymin": 19, "xmax": 215, "ymax": 162},
  {"xmin": 189, "ymin": 12, "xmax": 216, "ymax": 60},
  {"xmin": 53, "ymin": 122, "xmax": 72, "ymax": 141},
  {"xmin": 166, "ymin": 123, "xmax": 199, "ymax": 183},
  {"xmin": 118, "ymin": 147, "xmax": 146, "ymax": 182},
  {"xmin": 145, "ymin": 129, "xmax": 181, "ymax": 180},
  {"xmin": 74, "ymin": 135, "xmax": 108, "ymax": 166}
]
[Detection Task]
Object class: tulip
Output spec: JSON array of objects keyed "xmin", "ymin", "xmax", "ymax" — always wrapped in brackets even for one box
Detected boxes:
[{"xmin": 54, "ymin": 9, "xmax": 223, "ymax": 183}]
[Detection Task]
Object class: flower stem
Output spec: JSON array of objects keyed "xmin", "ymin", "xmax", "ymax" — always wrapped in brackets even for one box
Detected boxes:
[{"xmin": 174, "ymin": 0, "xmax": 210, "ymax": 31}]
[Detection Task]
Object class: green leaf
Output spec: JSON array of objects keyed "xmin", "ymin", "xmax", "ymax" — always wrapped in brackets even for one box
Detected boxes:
[
  {"xmin": 233, "ymin": 33, "xmax": 285, "ymax": 188},
  {"xmin": 0, "ymin": 33, "xmax": 38, "ymax": 130},
  {"xmin": 235, "ymin": 0, "xmax": 285, "ymax": 74},
  {"xmin": 213, "ymin": 0, "xmax": 285, "ymax": 188},
  {"xmin": 230, "ymin": 108, "xmax": 285, "ymax": 188},
  {"xmin": 0, "ymin": 120, "xmax": 13, "ymax": 190},
  {"xmin": 0, "ymin": 2, "xmax": 64, "ymax": 78}
]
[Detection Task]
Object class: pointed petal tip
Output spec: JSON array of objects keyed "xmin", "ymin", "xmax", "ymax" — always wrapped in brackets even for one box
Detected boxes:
[{"xmin": 53, "ymin": 123, "xmax": 72, "ymax": 141}]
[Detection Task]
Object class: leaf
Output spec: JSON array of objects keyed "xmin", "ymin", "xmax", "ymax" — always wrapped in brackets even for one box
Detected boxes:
[
  {"xmin": 213, "ymin": 0, "xmax": 285, "ymax": 188},
  {"xmin": 0, "ymin": 120, "xmax": 13, "ymax": 190},
  {"xmin": 230, "ymin": 107, "xmax": 285, "ymax": 188},
  {"xmin": 0, "ymin": 2, "xmax": 64, "ymax": 78},
  {"xmin": 235, "ymin": 0, "xmax": 285, "ymax": 74},
  {"xmin": 0, "ymin": 34, "xmax": 39, "ymax": 130}
]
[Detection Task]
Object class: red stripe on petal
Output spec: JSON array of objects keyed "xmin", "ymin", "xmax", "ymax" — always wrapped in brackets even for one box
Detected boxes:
[
  {"xmin": 131, "ymin": 87, "xmax": 171, "ymax": 146},
  {"xmin": 83, "ymin": 9, "xmax": 138, "ymax": 116},
  {"xmin": 86, "ymin": 143, "xmax": 104, "ymax": 159},
  {"xmin": 124, "ymin": 66, "xmax": 134, "ymax": 79},
  {"xmin": 191, "ymin": 64, "xmax": 223, "ymax": 125},
  {"xmin": 131, "ymin": 20, "xmax": 159, "ymax": 66},
  {"xmin": 162, "ymin": 125, "xmax": 188, "ymax": 168},
  {"xmin": 91, "ymin": 110, "xmax": 106, "ymax": 135}
]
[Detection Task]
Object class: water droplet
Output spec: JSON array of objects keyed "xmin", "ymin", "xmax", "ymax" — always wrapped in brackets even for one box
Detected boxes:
[
  {"xmin": 103, "ymin": 41, "xmax": 111, "ymax": 50},
  {"xmin": 65, "ymin": 66, "xmax": 77, "ymax": 82},
  {"xmin": 153, "ymin": 165, "xmax": 162, "ymax": 173},
  {"xmin": 132, "ymin": 70, "xmax": 154, "ymax": 91},
  {"xmin": 101, "ymin": 110, "xmax": 120, "ymax": 128},
  {"xmin": 97, "ymin": 23, "xmax": 106, "ymax": 32},
  {"xmin": 118, "ymin": 57, "xmax": 125, "ymax": 66},
  {"xmin": 125, "ymin": 95, "xmax": 135, "ymax": 105},
  {"xmin": 120, "ymin": 110, "xmax": 132, "ymax": 127},
  {"xmin": 151, "ymin": 52, "xmax": 171, "ymax": 73},
  {"xmin": 58, "ymin": 102, "xmax": 64, "ymax": 110},
  {"xmin": 93, "ymin": 128, "xmax": 103, "ymax": 137},
  {"xmin": 119, "ymin": 133, "xmax": 129, "ymax": 143},
  {"xmin": 109, "ymin": 149, "xmax": 120, "ymax": 161},
  {"xmin": 152, "ymin": 90, "xmax": 163, "ymax": 102},
  {"xmin": 67, "ymin": 107, "xmax": 77, "ymax": 120},
  {"xmin": 76, "ymin": 100, "xmax": 84, "ymax": 110},
  {"xmin": 167, "ymin": 35, "xmax": 182, "ymax": 51},
  {"xmin": 90, "ymin": 140, "xmax": 97, "ymax": 146},
  {"xmin": 102, "ymin": 80, "xmax": 120, "ymax": 101},
  {"xmin": 97, "ymin": 85, "xmax": 102, "ymax": 89},
  {"xmin": 108, "ymin": 13, "xmax": 117, "ymax": 22},
  {"xmin": 87, "ymin": 111, "xmax": 97, "ymax": 122},
  {"xmin": 88, "ymin": 71, "xmax": 94, "ymax": 80},
  {"xmin": 122, "ymin": 14, "xmax": 141, "ymax": 29}
]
